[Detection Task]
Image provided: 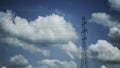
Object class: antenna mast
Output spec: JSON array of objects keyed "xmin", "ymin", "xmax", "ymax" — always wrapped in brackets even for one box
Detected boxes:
[{"xmin": 81, "ymin": 16, "xmax": 88, "ymax": 68}]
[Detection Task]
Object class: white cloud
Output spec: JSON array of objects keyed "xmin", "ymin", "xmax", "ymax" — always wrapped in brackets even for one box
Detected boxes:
[
  {"xmin": 0, "ymin": 64, "xmax": 7, "ymax": 68},
  {"xmin": 0, "ymin": 37, "xmax": 49, "ymax": 56},
  {"xmin": 0, "ymin": 11, "xmax": 78, "ymax": 56},
  {"xmin": 88, "ymin": 40, "xmax": 120, "ymax": 62},
  {"xmin": 108, "ymin": 0, "xmax": 120, "ymax": 12},
  {"xmin": 9, "ymin": 54, "xmax": 34, "ymax": 68},
  {"xmin": 89, "ymin": 12, "xmax": 118, "ymax": 27},
  {"xmin": 0, "ymin": 10, "xmax": 78, "ymax": 56},
  {"xmin": 89, "ymin": 12, "xmax": 120, "ymax": 42},
  {"xmin": 89, "ymin": 0, "xmax": 120, "ymax": 41},
  {"xmin": 108, "ymin": 27, "xmax": 120, "ymax": 42},
  {"xmin": 58, "ymin": 40, "xmax": 120, "ymax": 63},
  {"xmin": 101, "ymin": 65, "xmax": 107, "ymax": 68},
  {"xmin": 58, "ymin": 41, "xmax": 81, "ymax": 59},
  {"xmin": 0, "ymin": 10, "xmax": 78, "ymax": 44},
  {"xmin": 39, "ymin": 59, "xmax": 77, "ymax": 68},
  {"xmin": 1, "ymin": 66, "xmax": 7, "ymax": 68}
]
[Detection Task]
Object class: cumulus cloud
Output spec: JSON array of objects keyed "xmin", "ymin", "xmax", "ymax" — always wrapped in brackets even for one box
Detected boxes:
[
  {"xmin": 89, "ymin": 12, "xmax": 120, "ymax": 42},
  {"xmin": 108, "ymin": 0, "xmax": 120, "ymax": 12},
  {"xmin": 0, "ymin": 10, "xmax": 78, "ymax": 44},
  {"xmin": 0, "ymin": 10, "xmax": 78, "ymax": 56},
  {"xmin": 58, "ymin": 41, "xmax": 81, "ymax": 59},
  {"xmin": 89, "ymin": 0, "xmax": 120, "ymax": 42},
  {"xmin": 58, "ymin": 40, "xmax": 120, "ymax": 63},
  {"xmin": 89, "ymin": 12, "xmax": 114, "ymax": 27},
  {"xmin": 9, "ymin": 54, "xmax": 34, "ymax": 68},
  {"xmin": 39, "ymin": 59, "xmax": 77, "ymax": 68},
  {"xmin": 109, "ymin": 27, "xmax": 120, "ymax": 42},
  {"xmin": 88, "ymin": 40, "xmax": 120, "ymax": 62},
  {"xmin": 100, "ymin": 65, "xmax": 107, "ymax": 68}
]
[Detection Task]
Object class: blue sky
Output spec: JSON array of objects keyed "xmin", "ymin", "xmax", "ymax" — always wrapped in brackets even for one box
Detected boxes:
[{"xmin": 0, "ymin": 0, "xmax": 120, "ymax": 68}]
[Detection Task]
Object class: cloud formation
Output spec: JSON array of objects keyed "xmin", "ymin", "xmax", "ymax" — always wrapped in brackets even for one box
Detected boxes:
[
  {"xmin": 0, "ymin": 37, "xmax": 49, "ymax": 56},
  {"xmin": 88, "ymin": 40, "xmax": 120, "ymax": 62},
  {"xmin": 0, "ymin": 10, "xmax": 78, "ymax": 56},
  {"xmin": 39, "ymin": 59, "xmax": 77, "ymax": 68},
  {"xmin": 89, "ymin": 12, "xmax": 120, "ymax": 42},
  {"xmin": 0, "ymin": 10, "xmax": 78, "ymax": 44},
  {"xmin": 9, "ymin": 54, "xmax": 33, "ymax": 68},
  {"xmin": 0, "ymin": 64, "xmax": 7, "ymax": 68},
  {"xmin": 108, "ymin": 0, "xmax": 120, "ymax": 12},
  {"xmin": 100, "ymin": 65, "xmax": 107, "ymax": 68},
  {"xmin": 58, "ymin": 41, "xmax": 81, "ymax": 59},
  {"xmin": 89, "ymin": 1, "xmax": 120, "ymax": 67},
  {"xmin": 58, "ymin": 40, "xmax": 120, "ymax": 64},
  {"xmin": 1, "ymin": 66, "xmax": 7, "ymax": 68}
]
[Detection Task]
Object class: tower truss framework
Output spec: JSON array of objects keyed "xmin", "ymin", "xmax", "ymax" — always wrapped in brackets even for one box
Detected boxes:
[{"xmin": 81, "ymin": 16, "xmax": 88, "ymax": 68}]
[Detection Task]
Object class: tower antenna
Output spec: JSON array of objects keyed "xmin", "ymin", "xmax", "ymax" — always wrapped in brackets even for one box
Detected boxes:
[{"xmin": 81, "ymin": 16, "xmax": 88, "ymax": 68}]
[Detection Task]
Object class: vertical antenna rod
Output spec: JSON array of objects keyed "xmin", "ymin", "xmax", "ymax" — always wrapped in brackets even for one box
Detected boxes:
[{"xmin": 81, "ymin": 16, "xmax": 88, "ymax": 68}]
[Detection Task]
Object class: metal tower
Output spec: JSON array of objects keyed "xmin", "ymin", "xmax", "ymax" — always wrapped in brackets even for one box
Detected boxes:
[{"xmin": 81, "ymin": 16, "xmax": 88, "ymax": 68}]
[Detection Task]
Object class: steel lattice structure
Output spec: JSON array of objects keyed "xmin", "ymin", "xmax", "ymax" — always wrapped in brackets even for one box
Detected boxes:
[{"xmin": 81, "ymin": 16, "xmax": 88, "ymax": 68}]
